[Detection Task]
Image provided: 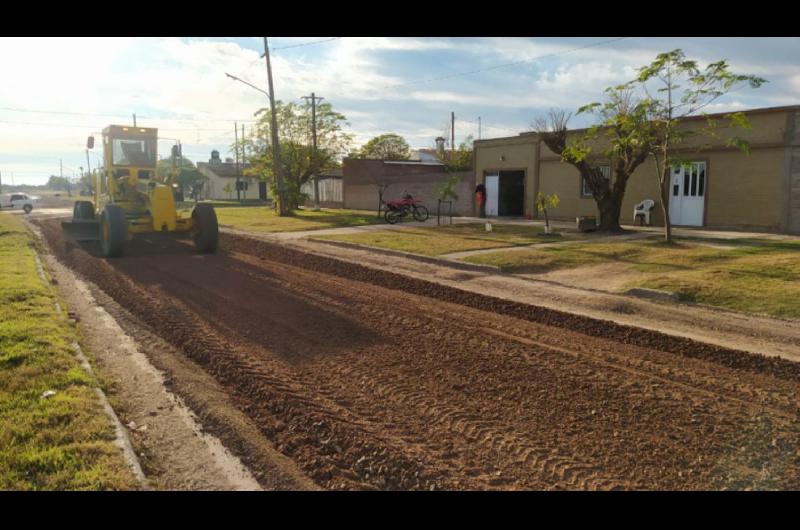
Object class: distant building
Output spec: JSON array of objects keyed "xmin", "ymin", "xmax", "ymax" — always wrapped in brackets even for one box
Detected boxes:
[
  {"xmin": 409, "ymin": 148, "xmax": 441, "ymax": 163},
  {"xmin": 196, "ymin": 150, "xmax": 260, "ymax": 200}
]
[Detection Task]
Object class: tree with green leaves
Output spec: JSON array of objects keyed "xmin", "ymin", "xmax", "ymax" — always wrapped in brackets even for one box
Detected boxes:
[
  {"xmin": 536, "ymin": 192, "xmax": 561, "ymax": 234},
  {"xmin": 626, "ymin": 49, "xmax": 766, "ymax": 242},
  {"xmin": 356, "ymin": 133, "xmax": 411, "ymax": 160},
  {"xmin": 438, "ymin": 135, "xmax": 473, "ymax": 172},
  {"xmin": 535, "ymin": 49, "xmax": 765, "ymax": 235},
  {"xmin": 534, "ymin": 88, "xmax": 655, "ymax": 232},
  {"xmin": 155, "ymin": 156, "xmax": 207, "ymax": 199},
  {"xmin": 240, "ymin": 100, "xmax": 353, "ymax": 211},
  {"xmin": 46, "ymin": 175, "xmax": 71, "ymax": 193}
]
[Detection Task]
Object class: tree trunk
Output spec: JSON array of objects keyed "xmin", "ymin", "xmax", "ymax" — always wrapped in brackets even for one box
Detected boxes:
[
  {"xmin": 596, "ymin": 195, "xmax": 623, "ymax": 232},
  {"xmin": 660, "ymin": 172, "xmax": 673, "ymax": 243}
]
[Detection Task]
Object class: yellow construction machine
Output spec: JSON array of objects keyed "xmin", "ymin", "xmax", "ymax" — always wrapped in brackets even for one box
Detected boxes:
[{"xmin": 62, "ymin": 124, "xmax": 218, "ymax": 257}]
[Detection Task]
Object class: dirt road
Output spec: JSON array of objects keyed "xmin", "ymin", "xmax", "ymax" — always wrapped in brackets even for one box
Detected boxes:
[{"xmin": 37, "ymin": 218, "xmax": 800, "ymax": 490}]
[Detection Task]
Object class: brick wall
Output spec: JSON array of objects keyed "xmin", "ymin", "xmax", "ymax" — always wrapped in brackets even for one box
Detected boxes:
[{"xmin": 342, "ymin": 158, "xmax": 475, "ymax": 216}]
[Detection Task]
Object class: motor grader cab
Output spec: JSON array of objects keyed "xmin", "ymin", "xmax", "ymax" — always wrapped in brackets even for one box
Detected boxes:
[{"xmin": 62, "ymin": 125, "xmax": 218, "ymax": 257}]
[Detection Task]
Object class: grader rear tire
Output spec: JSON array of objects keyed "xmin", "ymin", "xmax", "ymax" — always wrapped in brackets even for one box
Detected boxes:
[
  {"xmin": 192, "ymin": 203, "xmax": 218, "ymax": 254},
  {"xmin": 100, "ymin": 204, "xmax": 127, "ymax": 258}
]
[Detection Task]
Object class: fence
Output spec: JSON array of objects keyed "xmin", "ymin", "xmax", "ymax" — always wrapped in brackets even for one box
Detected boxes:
[{"xmin": 301, "ymin": 177, "xmax": 343, "ymax": 205}]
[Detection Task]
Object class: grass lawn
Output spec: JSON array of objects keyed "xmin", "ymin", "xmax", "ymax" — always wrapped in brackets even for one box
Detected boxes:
[
  {"xmin": 197, "ymin": 205, "xmax": 384, "ymax": 233},
  {"xmin": 0, "ymin": 213, "xmax": 136, "ymax": 490},
  {"xmin": 465, "ymin": 237, "xmax": 800, "ymax": 319},
  {"xmin": 314, "ymin": 223, "xmax": 563, "ymax": 256}
]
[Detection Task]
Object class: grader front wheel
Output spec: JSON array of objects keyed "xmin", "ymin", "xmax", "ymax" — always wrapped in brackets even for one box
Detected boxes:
[
  {"xmin": 192, "ymin": 204, "xmax": 219, "ymax": 254},
  {"xmin": 100, "ymin": 204, "xmax": 127, "ymax": 258}
]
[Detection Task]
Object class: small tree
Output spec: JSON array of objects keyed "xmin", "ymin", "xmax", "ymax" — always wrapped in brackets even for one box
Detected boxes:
[
  {"xmin": 373, "ymin": 175, "xmax": 391, "ymax": 218},
  {"xmin": 223, "ymin": 182, "xmax": 233, "ymax": 199},
  {"xmin": 627, "ymin": 49, "xmax": 766, "ymax": 242},
  {"xmin": 535, "ymin": 192, "xmax": 560, "ymax": 234},
  {"xmin": 438, "ymin": 173, "xmax": 461, "ymax": 202}
]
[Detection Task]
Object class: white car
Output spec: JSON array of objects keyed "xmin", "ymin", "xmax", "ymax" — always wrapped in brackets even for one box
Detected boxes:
[{"xmin": 2, "ymin": 193, "xmax": 41, "ymax": 214}]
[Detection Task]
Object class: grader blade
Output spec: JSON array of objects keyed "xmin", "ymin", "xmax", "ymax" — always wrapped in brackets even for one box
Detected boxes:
[{"xmin": 61, "ymin": 220, "xmax": 101, "ymax": 241}]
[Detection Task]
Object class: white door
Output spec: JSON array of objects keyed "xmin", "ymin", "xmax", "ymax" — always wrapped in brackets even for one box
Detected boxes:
[
  {"xmin": 668, "ymin": 162, "xmax": 706, "ymax": 226},
  {"xmin": 485, "ymin": 174, "xmax": 499, "ymax": 217}
]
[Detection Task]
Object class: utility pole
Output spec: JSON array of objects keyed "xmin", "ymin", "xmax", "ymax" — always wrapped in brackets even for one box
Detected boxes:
[
  {"xmin": 133, "ymin": 114, "xmax": 137, "ymax": 127},
  {"xmin": 302, "ymin": 92, "xmax": 324, "ymax": 211},
  {"xmin": 264, "ymin": 37, "xmax": 287, "ymax": 216},
  {"xmin": 85, "ymin": 149, "xmax": 91, "ymax": 187},
  {"xmin": 451, "ymin": 111, "xmax": 455, "ymax": 154},
  {"xmin": 234, "ymin": 121, "xmax": 241, "ymax": 202},
  {"xmin": 241, "ymin": 123, "xmax": 247, "ymax": 200},
  {"xmin": 478, "ymin": 116, "xmax": 481, "ymax": 140},
  {"xmin": 0, "ymin": 170, "xmax": 3, "ymax": 193}
]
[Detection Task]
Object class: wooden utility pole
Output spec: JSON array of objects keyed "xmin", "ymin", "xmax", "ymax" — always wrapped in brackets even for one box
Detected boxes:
[
  {"xmin": 451, "ymin": 111, "xmax": 455, "ymax": 153},
  {"xmin": 263, "ymin": 37, "xmax": 288, "ymax": 216},
  {"xmin": 241, "ymin": 123, "xmax": 247, "ymax": 200},
  {"xmin": 302, "ymin": 92, "xmax": 324, "ymax": 210},
  {"xmin": 234, "ymin": 121, "xmax": 241, "ymax": 202},
  {"xmin": 478, "ymin": 116, "xmax": 481, "ymax": 140}
]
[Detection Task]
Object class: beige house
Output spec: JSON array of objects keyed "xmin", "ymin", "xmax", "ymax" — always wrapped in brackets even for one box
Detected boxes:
[
  {"xmin": 196, "ymin": 150, "xmax": 257, "ymax": 201},
  {"xmin": 473, "ymin": 105, "xmax": 800, "ymax": 233}
]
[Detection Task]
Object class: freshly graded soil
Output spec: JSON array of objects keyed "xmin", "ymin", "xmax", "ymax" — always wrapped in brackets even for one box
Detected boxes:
[{"xmin": 37, "ymin": 218, "xmax": 800, "ymax": 490}]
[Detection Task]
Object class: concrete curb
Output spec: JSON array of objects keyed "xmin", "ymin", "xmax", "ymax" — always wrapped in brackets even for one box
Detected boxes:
[{"xmin": 305, "ymin": 238, "xmax": 502, "ymax": 274}]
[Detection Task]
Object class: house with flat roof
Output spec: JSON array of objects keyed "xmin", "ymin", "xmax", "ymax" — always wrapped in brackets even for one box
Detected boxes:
[
  {"xmin": 472, "ymin": 105, "xmax": 800, "ymax": 233},
  {"xmin": 196, "ymin": 150, "xmax": 259, "ymax": 200}
]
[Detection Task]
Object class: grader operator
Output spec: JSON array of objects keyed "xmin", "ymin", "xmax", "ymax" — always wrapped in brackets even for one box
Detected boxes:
[{"xmin": 62, "ymin": 125, "xmax": 218, "ymax": 257}]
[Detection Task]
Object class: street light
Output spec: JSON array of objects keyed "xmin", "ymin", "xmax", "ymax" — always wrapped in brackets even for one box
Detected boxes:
[
  {"xmin": 225, "ymin": 73, "xmax": 270, "ymax": 98},
  {"xmin": 225, "ymin": 68, "xmax": 286, "ymax": 214}
]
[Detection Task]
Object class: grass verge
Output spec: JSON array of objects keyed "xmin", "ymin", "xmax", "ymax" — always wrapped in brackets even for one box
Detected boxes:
[
  {"xmin": 194, "ymin": 205, "xmax": 384, "ymax": 233},
  {"xmin": 464, "ymin": 237, "xmax": 800, "ymax": 319},
  {"xmin": 314, "ymin": 223, "xmax": 563, "ymax": 256},
  {"xmin": 0, "ymin": 213, "xmax": 136, "ymax": 490}
]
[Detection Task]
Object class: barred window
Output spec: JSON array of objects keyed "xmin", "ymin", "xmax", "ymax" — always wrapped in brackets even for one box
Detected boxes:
[{"xmin": 582, "ymin": 165, "xmax": 610, "ymax": 198}]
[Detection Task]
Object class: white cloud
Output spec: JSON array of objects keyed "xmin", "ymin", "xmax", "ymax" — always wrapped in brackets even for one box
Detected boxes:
[{"xmin": 1, "ymin": 37, "xmax": 798, "ymax": 185}]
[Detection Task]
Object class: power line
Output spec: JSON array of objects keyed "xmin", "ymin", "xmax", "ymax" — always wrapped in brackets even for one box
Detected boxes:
[
  {"xmin": 0, "ymin": 119, "xmax": 251, "ymax": 132},
  {"xmin": 0, "ymin": 106, "xmax": 259, "ymax": 124},
  {"xmin": 454, "ymin": 117, "xmax": 520, "ymax": 134},
  {"xmin": 272, "ymin": 37, "xmax": 342, "ymax": 52},
  {"xmin": 383, "ymin": 37, "xmax": 630, "ymax": 90}
]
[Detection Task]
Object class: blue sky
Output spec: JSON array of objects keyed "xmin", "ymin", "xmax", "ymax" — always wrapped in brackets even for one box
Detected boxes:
[{"xmin": 1, "ymin": 37, "xmax": 799, "ymax": 185}]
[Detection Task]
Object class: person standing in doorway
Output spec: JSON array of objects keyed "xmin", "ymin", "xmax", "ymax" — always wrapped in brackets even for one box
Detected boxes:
[{"xmin": 475, "ymin": 183, "xmax": 487, "ymax": 218}]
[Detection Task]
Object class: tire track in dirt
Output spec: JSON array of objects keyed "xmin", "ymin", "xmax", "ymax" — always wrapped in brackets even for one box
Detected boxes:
[{"xmin": 37, "ymin": 219, "xmax": 800, "ymax": 490}]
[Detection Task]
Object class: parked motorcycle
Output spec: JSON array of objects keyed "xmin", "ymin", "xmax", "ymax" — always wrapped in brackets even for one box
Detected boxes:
[{"xmin": 383, "ymin": 192, "xmax": 429, "ymax": 224}]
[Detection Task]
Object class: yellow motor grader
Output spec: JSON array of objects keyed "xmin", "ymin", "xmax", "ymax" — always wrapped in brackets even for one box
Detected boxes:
[{"xmin": 62, "ymin": 124, "xmax": 218, "ymax": 257}]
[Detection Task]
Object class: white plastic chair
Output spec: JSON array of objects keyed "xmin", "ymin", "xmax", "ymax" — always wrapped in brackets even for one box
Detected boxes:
[{"xmin": 634, "ymin": 199, "xmax": 655, "ymax": 226}]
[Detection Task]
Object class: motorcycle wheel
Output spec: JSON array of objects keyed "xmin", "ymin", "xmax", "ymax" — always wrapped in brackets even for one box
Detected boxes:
[
  {"xmin": 413, "ymin": 205, "xmax": 429, "ymax": 222},
  {"xmin": 385, "ymin": 210, "xmax": 401, "ymax": 224}
]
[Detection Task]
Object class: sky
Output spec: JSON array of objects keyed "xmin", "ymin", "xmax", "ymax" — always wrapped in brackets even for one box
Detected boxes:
[{"xmin": 1, "ymin": 36, "xmax": 799, "ymax": 186}]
